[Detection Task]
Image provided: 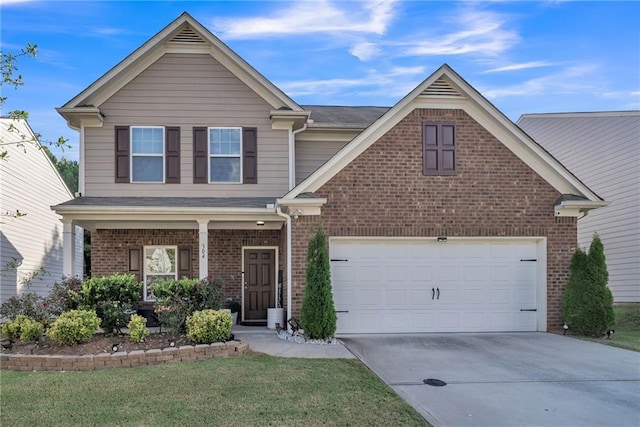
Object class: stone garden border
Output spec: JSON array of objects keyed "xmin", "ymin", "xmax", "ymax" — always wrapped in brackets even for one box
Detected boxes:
[{"xmin": 0, "ymin": 341, "xmax": 249, "ymax": 371}]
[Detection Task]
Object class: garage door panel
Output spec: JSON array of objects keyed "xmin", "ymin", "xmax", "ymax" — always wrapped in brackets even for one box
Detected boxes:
[{"xmin": 331, "ymin": 239, "xmax": 540, "ymax": 333}]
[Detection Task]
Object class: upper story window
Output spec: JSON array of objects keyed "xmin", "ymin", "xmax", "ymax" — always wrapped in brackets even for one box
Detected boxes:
[
  {"xmin": 423, "ymin": 122, "xmax": 456, "ymax": 176},
  {"xmin": 193, "ymin": 126, "xmax": 257, "ymax": 185},
  {"xmin": 131, "ymin": 127, "xmax": 164, "ymax": 182},
  {"xmin": 115, "ymin": 125, "xmax": 180, "ymax": 184},
  {"xmin": 209, "ymin": 127, "xmax": 241, "ymax": 183}
]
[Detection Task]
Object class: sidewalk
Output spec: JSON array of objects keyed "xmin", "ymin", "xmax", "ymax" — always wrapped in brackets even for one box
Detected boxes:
[{"xmin": 232, "ymin": 325, "xmax": 355, "ymax": 359}]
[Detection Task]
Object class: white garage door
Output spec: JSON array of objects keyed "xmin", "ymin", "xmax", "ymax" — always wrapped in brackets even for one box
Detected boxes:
[{"xmin": 331, "ymin": 239, "xmax": 541, "ymax": 334}]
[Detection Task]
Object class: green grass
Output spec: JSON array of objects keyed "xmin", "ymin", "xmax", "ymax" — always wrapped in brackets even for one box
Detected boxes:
[
  {"xmin": 583, "ymin": 304, "xmax": 640, "ymax": 352},
  {"xmin": 0, "ymin": 355, "xmax": 428, "ymax": 427}
]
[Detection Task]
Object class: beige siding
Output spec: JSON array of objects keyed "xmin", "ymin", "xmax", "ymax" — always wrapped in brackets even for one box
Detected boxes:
[
  {"xmin": 295, "ymin": 130, "xmax": 359, "ymax": 184},
  {"xmin": 519, "ymin": 112, "xmax": 640, "ymax": 302},
  {"xmin": 85, "ymin": 53, "xmax": 289, "ymax": 197},
  {"xmin": 0, "ymin": 120, "xmax": 83, "ymax": 304}
]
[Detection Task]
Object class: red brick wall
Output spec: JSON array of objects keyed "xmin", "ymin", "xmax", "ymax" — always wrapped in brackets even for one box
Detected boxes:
[
  {"xmin": 290, "ymin": 108, "xmax": 577, "ymax": 329},
  {"xmin": 92, "ymin": 229, "xmax": 198, "ymax": 279}
]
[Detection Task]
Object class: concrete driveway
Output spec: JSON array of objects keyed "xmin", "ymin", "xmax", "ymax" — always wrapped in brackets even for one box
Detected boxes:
[{"xmin": 341, "ymin": 333, "xmax": 640, "ymax": 426}]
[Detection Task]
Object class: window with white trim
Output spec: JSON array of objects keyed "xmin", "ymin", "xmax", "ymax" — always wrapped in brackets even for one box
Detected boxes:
[
  {"xmin": 143, "ymin": 246, "xmax": 177, "ymax": 301},
  {"xmin": 209, "ymin": 127, "xmax": 242, "ymax": 183},
  {"xmin": 131, "ymin": 126, "xmax": 164, "ymax": 182}
]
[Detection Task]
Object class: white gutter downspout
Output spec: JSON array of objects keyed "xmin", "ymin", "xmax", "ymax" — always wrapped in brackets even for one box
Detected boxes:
[
  {"xmin": 276, "ymin": 206, "xmax": 292, "ymax": 332},
  {"xmin": 289, "ymin": 123, "xmax": 308, "ymax": 190}
]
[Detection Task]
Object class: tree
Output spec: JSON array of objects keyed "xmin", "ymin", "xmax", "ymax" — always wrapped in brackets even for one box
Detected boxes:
[
  {"xmin": 299, "ymin": 226, "xmax": 337, "ymax": 340},
  {"xmin": 562, "ymin": 234, "xmax": 615, "ymax": 336},
  {"xmin": 1, "ymin": 44, "xmax": 69, "ymax": 160},
  {"xmin": 42, "ymin": 146, "xmax": 79, "ymax": 194}
]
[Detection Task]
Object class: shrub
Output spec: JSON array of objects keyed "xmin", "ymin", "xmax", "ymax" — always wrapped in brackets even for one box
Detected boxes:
[
  {"xmin": 78, "ymin": 274, "xmax": 142, "ymax": 334},
  {"xmin": 562, "ymin": 235, "xmax": 615, "ymax": 336},
  {"xmin": 0, "ymin": 293, "xmax": 50, "ymax": 323},
  {"xmin": 1, "ymin": 315, "xmax": 44, "ymax": 342},
  {"xmin": 153, "ymin": 275, "xmax": 225, "ymax": 334},
  {"xmin": 127, "ymin": 314, "xmax": 149, "ymax": 343},
  {"xmin": 186, "ymin": 309, "xmax": 232, "ymax": 344},
  {"xmin": 300, "ymin": 227, "xmax": 337, "ymax": 340},
  {"xmin": 46, "ymin": 276, "xmax": 83, "ymax": 316},
  {"xmin": 48, "ymin": 310, "xmax": 100, "ymax": 346}
]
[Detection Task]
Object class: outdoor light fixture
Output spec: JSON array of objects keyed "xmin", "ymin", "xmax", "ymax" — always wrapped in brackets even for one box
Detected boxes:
[
  {"xmin": 256, "ymin": 221, "xmax": 265, "ymax": 226},
  {"xmin": 563, "ymin": 323, "xmax": 569, "ymax": 335},
  {"xmin": 290, "ymin": 209, "xmax": 303, "ymax": 219},
  {"xmin": 437, "ymin": 237, "xmax": 448, "ymax": 243}
]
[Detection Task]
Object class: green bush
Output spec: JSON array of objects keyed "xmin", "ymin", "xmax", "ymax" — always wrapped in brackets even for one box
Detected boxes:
[
  {"xmin": 0, "ymin": 293, "xmax": 50, "ymax": 323},
  {"xmin": 186, "ymin": 309, "xmax": 232, "ymax": 344},
  {"xmin": 562, "ymin": 235, "xmax": 615, "ymax": 336},
  {"xmin": 153, "ymin": 276, "xmax": 225, "ymax": 334},
  {"xmin": 300, "ymin": 227, "xmax": 337, "ymax": 340},
  {"xmin": 48, "ymin": 310, "xmax": 100, "ymax": 346},
  {"xmin": 2, "ymin": 315, "xmax": 45, "ymax": 342},
  {"xmin": 78, "ymin": 274, "xmax": 142, "ymax": 334},
  {"xmin": 46, "ymin": 276, "xmax": 83, "ymax": 316},
  {"xmin": 127, "ymin": 314, "xmax": 149, "ymax": 343}
]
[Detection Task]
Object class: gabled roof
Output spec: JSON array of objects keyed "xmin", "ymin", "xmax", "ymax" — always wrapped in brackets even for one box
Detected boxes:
[
  {"xmin": 58, "ymin": 12, "xmax": 302, "ymax": 128},
  {"xmin": 284, "ymin": 64, "xmax": 605, "ymax": 211}
]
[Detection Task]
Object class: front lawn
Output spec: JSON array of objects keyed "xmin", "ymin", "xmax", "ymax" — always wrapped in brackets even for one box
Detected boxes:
[
  {"xmin": 582, "ymin": 304, "xmax": 640, "ymax": 352},
  {"xmin": 1, "ymin": 355, "xmax": 428, "ymax": 426}
]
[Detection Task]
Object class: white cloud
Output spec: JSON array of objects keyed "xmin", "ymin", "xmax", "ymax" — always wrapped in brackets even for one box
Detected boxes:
[
  {"xmin": 0, "ymin": 0, "xmax": 37, "ymax": 5},
  {"xmin": 278, "ymin": 65, "xmax": 426, "ymax": 97},
  {"xmin": 403, "ymin": 9, "xmax": 518, "ymax": 57},
  {"xmin": 350, "ymin": 42, "xmax": 381, "ymax": 61},
  {"xmin": 483, "ymin": 61, "xmax": 557, "ymax": 73},
  {"xmin": 214, "ymin": 0, "xmax": 397, "ymax": 39},
  {"xmin": 481, "ymin": 64, "xmax": 598, "ymax": 98}
]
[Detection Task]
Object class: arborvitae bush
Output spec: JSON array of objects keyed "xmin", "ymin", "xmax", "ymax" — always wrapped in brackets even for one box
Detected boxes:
[
  {"xmin": 562, "ymin": 235, "xmax": 615, "ymax": 336},
  {"xmin": 300, "ymin": 226, "xmax": 337, "ymax": 340}
]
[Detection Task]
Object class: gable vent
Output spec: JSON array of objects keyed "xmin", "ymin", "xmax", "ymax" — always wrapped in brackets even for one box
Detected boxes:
[
  {"xmin": 169, "ymin": 26, "xmax": 206, "ymax": 44},
  {"xmin": 421, "ymin": 77, "xmax": 464, "ymax": 98}
]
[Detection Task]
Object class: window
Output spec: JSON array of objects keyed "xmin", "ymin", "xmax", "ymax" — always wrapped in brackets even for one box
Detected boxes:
[
  {"xmin": 423, "ymin": 122, "xmax": 456, "ymax": 176},
  {"xmin": 143, "ymin": 246, "xmax": 177, "ymax": 301},
  {"xmin": 193, "ymin": 126, "xmax": 257, "ymax": 184},
  {"xmin": 131, "ymin": 126, "xmax": 164, "ymax": 182},
  {"xmin": 209, "ymin": 127, "xmax": 242, "ymax": 183}
]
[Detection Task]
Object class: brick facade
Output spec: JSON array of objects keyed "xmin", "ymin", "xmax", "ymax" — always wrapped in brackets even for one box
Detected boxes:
[
  {"xmin": 92, "ymin": 229, "xmax": 284, "ymax": 306},
  {"xmin": 289, "ymin": 108, "xmax": 577, "ymax": 329}
]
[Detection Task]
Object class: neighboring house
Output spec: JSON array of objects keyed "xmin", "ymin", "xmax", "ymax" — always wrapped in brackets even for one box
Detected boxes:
[
  {"xmin": 0, "ymin": 118, "xmax": 83, "ymax": 305},
  {"xmin": 53, "ymin": 13, "xmax": 606, "ymax": 333},
  {"xmin": 518, "ymin": 112, "xmax": 640, "ymax": 303}
]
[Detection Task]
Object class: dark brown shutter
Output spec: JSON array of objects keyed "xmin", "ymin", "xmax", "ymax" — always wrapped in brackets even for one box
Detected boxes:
[
  {"xmin": 165, "ymin": 126, "xmax": 181, "ymax": 183},
  {"xmin": 242, "ymin": 127, "xmax": 257, "ymax": 184},
  {"xmin": 193, "ymin": 127, "xmax": 208, "ymax": 183},
  {"xmin": 128, "ymin": 248, "xmax": 143, "ymax": 283},
  {"xmin": 178, "ymin": 247, "xmax": 192, "ymax": 278},
  {"xmin": 423, "ymin": 122, "xmax": 456, "ymax": 176},
  {"xmin": 115, "ymin": 126, "xmax": 130, "ymax": 183},
  {"xmin": 423, "ymin": 123, "xmax": 439, "ymax": 176},
  {"xmin": 441, "ymin": 124, "xmax": 456, "ymax": 176}
]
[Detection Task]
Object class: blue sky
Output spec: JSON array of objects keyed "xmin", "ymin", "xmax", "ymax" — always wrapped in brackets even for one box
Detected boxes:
[{"xmin": 1, "ymin": 0, "xmax": 639, "ymax": 162}]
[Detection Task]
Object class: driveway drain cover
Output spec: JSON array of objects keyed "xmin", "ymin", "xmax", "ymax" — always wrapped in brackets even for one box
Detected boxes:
[{"xmin": 423, "ymin": 378, "xmax": 447, "ymax": 387}]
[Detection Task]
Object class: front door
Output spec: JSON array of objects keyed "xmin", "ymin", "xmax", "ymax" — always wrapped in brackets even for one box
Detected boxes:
[{"xmin": 243, "ymin": 249, "xmax": 275, "ymax": 321}]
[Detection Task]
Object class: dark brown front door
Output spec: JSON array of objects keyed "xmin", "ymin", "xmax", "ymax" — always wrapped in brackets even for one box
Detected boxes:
[{"xmin": 243, "ymin": 249, "xmax": 274, "ymax": 321}]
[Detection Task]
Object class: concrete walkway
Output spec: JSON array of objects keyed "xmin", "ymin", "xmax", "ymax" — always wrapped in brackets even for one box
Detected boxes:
[{"xmin": 232, "ymin": 325, "xmax": 354, "ymax": 359}]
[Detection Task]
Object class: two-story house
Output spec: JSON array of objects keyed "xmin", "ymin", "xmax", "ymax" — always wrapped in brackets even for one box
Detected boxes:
[{"xmin": 54, "ymin": 13, "xmax": 605, "ymax": 333}]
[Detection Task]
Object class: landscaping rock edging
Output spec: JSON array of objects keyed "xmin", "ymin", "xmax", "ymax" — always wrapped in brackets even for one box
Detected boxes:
[{"xmin": 0, "ymin": 341, "xmax": 249, "ymax": 371}]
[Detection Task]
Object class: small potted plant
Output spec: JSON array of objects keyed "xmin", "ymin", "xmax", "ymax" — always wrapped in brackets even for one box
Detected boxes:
[{"xmin": 227, "ymin": 301, "xmax": 241, "ymax": 325}]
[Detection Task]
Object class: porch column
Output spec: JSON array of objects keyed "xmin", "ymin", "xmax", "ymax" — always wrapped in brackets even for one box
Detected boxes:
[
  {"xmin": 62, "ymin": 220, "xmax": 76, "ymax": 277},
  {"xmin": 197, "ymin": 220, "xmax": 209, "ymax": 279}
]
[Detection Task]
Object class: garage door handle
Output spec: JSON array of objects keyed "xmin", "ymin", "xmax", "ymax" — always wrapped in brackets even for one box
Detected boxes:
[
  {"xmin": 331, "ymin": 259, "xmax": 348, "ymax": 262},
  {"xmin": 437, "ymin": 287, "xmax": 440, "ymax": 300},
  {"xmin": 335, "ymin": 310, "xmax": 349, "ymax": 313},
  {"xmin": 432, "ymin": 288, "xmax": 435, "ymax": 300},
  {"xmin": 520, "ymin": 309, "xmax": 537, "ymax": 312}
]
